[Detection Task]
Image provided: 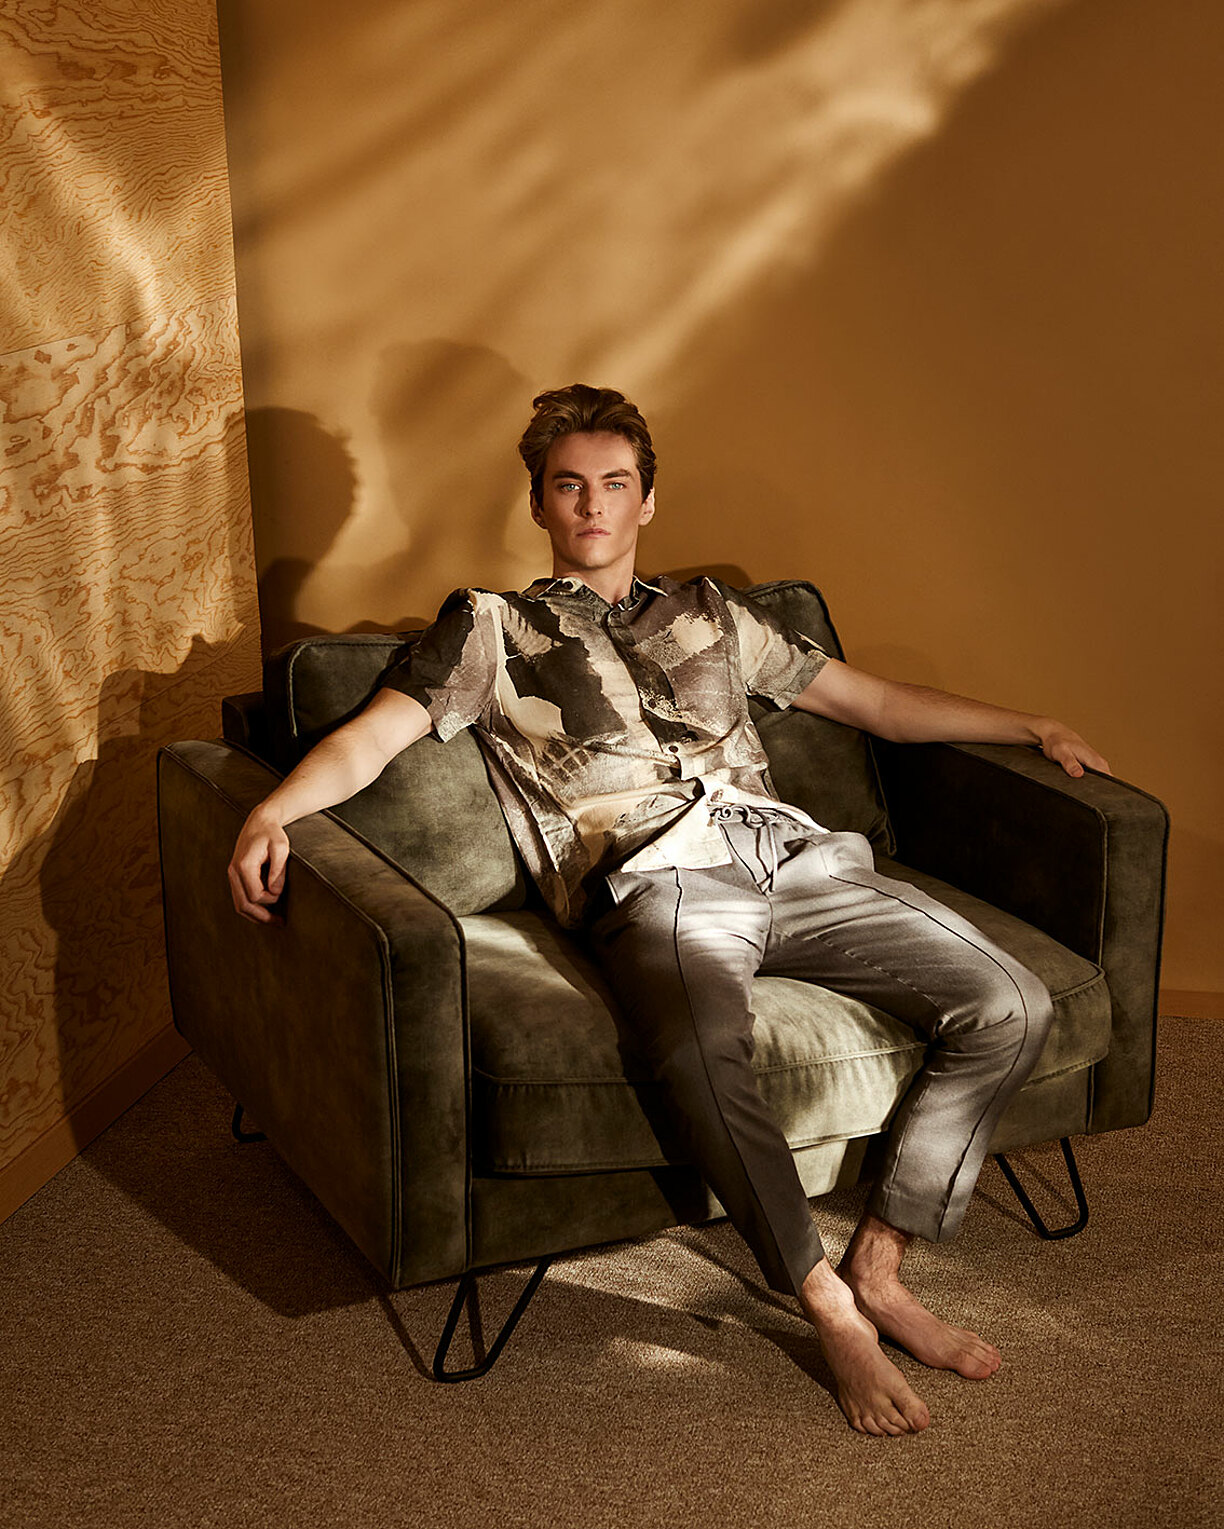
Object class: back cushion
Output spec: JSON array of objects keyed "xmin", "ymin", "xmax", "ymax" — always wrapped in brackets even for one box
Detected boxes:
[
  {"xmin": 262, "ymin": 580, "xmax": 892, "ymax": 915},
  {"xmin": 265, "ymin": 634, "xmax": 529, "ymax": 915},
  {"xmin": 748, "ymin": 582, "xmax": 892, "ymax": 852}
]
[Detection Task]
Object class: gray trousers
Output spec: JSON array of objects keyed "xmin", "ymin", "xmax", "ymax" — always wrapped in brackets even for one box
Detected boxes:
[{"xmin": 586, "ymin": 806, "xmax": 1054, "ymax": 1299}]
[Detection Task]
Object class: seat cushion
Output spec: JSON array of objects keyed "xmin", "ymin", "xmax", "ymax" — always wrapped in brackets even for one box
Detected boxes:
[{"xmin": 462, "ymin": 862, "xmax": 1111, "ymax": 1176}]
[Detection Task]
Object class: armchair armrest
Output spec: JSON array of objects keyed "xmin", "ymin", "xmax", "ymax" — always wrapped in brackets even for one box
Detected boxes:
[
  {"xmin": 875, "ymin": 740, "xmax": 1169, "ymax": 1134},
  {"xmin": 157, "ymin": 739, "xmax": 469, "ymax": 1288}
]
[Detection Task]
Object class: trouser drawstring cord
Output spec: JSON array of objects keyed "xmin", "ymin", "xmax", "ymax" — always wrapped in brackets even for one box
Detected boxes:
[{"xmin": 713, "ymin": 804, "xmax": 782, "ymax": 891}]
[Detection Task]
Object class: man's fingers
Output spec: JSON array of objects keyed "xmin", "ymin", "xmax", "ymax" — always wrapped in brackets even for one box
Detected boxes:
[
  {"xmin": 228, "ymin": 862, "xmax": 265, "ymax": 917},
  {"xmin": 238, "ymin": 897, "xmax": 283, "ymax": 927},
  {"xmin": 227, "ymin": 845, "xmax": 287, "ymax": 924},
  {"xmin": 1057, "ymin": 744, "xmax": 1112, "ymax": 778},
  {"xmin": 237, "ymin": 853, "xmax": 275, "ymax": 907},
  {"xmin": 1042, "ymin": 728, "xmax": 1112, "ymax": 780},
  {"xmin": 266, "ymin": 837, "xmax": 290, "ymax": 896}
]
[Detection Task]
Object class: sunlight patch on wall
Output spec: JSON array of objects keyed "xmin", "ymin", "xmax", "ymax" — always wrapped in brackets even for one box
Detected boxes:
[{"xmin": 222, "ymin": 0, "xmax": 1065, "ymax": 625}]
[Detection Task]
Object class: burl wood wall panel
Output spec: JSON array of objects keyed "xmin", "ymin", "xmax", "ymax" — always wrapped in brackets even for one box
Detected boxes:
[{"xmin": 0, "ymin": 2, "xmax": 261, "ymax": 1215}]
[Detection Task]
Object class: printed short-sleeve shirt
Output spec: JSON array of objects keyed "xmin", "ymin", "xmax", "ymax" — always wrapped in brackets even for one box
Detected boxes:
[{"xmin": 381, "ymin": 574, "xmax": 830, "ymax": 925}]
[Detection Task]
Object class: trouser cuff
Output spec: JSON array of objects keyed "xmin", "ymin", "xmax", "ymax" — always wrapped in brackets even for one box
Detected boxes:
[{"xmin": 867, "ymin": 1181, "xmax": 964, "ymax": 1245}]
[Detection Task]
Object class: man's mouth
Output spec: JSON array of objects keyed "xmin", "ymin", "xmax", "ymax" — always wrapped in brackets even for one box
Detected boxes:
[{"xmin": 578, "ymin": 528, "xmax": 609, "ymax": 537}]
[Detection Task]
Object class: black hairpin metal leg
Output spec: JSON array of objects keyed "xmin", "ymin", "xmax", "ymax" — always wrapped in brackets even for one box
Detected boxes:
[
  {"xmin": 993, "ymin": 1136, "xmax": 1089, "ymax": 1240},
  {"xmin": 231, "ymin": 1103, "xmax": 267, "ymax": 1144},
  {"xmin": 432, "ymin": 1258, "xmax": 552, "ymax": 1383}
]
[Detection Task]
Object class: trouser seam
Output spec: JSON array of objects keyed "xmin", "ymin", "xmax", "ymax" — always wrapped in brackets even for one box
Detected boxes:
[
  {"xmin": 668, "ymin": 868, "xmax": 815, "ymax": 1295},
  {"xmin": 819, "ymin": 867, "xmax": 1045, "ymax": 1235}
]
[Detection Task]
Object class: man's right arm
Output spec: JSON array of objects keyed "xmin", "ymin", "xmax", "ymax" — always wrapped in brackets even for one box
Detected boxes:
[{"xmin": 227, "ymin": 688, "xmax": 434, "ymax": 924}]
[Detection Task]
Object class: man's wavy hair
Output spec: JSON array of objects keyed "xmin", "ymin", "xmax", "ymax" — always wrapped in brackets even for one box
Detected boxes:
[{"xmin": 518, "ymin": 384, "xmax": 657, "ymax": 504}]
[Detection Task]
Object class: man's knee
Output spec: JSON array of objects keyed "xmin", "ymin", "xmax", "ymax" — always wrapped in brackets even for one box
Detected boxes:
[
  {"xmin": 963, "ymin": 962, "xmax": 1055, "ymax": 1064},
  {"xmin": 936, "ymin": 954, "xmax": 1052, "ymax": 1044}
]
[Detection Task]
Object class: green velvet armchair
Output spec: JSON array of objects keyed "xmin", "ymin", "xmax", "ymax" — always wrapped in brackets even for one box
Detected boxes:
[{"xmin": 157, "ymin": 581, "xmax": 1168, "ymax": 1378}]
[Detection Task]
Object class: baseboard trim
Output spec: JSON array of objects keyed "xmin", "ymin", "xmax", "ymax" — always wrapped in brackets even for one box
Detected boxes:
[
  {"xmin": 0, "ymin": 1025, "xmax": 191, "ymax": 1224},
  {"xmin": 1159, "ymin": 989, "xmax": 1224, "ymax": 1020}
]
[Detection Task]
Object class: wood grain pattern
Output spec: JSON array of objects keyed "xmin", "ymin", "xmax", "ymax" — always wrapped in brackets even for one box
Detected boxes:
[
  {"xmin": 0, "ymin": 1, "xmax": 234, "ymax": 352},
  {"xmin": 0, "ymin": 637, "xmax": 256, "ymax": 1160},
  {"xmin": 0, "ymin": 2, "xmax": 260, "ymax": 1203},
  {"xmin": 1, "ymin": 301, "xmax": 257, "ymax": 821}
]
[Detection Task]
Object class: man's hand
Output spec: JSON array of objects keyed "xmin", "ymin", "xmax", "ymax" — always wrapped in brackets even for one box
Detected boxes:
[
  {"xmin": 1032, "ymin": 720, "xmax": 1112, "ymax": 780},
  {"xmin": 228, "ymin": 807, "xmax": 291, "ymax": 925}
]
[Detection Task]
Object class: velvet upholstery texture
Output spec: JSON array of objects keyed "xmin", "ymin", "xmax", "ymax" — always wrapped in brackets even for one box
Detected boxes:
[
  {"xmin": 158, "ymin": 580, "xmax": 1168, "ymax": 1290},
  {"xmin": 461, "ymin": 875, "xmax": 1109, "ymax": 1177},
  {"xmin": 876, "ymin": 740, "xmax": 1169, "ymax": 1133},
  {"xmin": 159, "ymin": 741, "xmax": 470, "ymax": 1286},
  {"xmin": 265, "ymin": 636, "xmax": 528, "ymax": 915}
]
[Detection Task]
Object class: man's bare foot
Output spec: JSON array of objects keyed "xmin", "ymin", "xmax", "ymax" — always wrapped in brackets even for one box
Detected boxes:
[
  {"xmin": 840, "ymin": 1215, "xmax": 1001, "ymax": 1380},
  {"xmin": 799, "ymin": 1259, "xmax": 931, "ymax": 1436}
]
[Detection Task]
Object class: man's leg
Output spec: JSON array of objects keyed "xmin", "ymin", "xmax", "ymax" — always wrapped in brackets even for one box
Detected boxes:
[
  {"xmin": 587, "ymin": 857, "xmax": 823, "ymax": 1298},
  {"xmin": 587, "ymin": 850, "xmax": 930, "ymax": 1435},
  {"xmin": 757, "ymin": 824, "xmax": 1055, "ymax": 1379}
]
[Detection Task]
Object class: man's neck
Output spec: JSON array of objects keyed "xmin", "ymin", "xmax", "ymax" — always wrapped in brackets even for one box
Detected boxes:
[{"xmin": 550, "ymin": 563, "xmax": 636, "ymax": 605}]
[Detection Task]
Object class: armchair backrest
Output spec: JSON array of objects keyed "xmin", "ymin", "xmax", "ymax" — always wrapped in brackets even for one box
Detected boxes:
[{"xmin": 256, "ymin": 580, "xmax": 892, "ymax": 915}]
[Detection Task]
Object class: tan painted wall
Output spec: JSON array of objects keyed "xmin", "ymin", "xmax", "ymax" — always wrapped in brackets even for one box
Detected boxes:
[
  {"xmin": 218, "ymin": 0, "xmax": 1222, "ymax": 995},
  {"xmin": 0, "ymin": 2, "xmax": 262, "ymax": 1217}
]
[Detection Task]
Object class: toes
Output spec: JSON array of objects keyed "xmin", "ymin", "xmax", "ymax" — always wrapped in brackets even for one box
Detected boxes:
[
  {"xmin": 847, "ymin": 1399, "xmax": 912, "ymax": 1438},
  {"xmin": 958, "ymin": 1340, "xmax": 1000, "ymax": 1380},
  {"xmin": 853, "ymin": 1397, "xmax": 929, "ymax": 1437},
  {"xmin": 894, "ymin": 1392, "xmax": 928, "ymax": 1431}
]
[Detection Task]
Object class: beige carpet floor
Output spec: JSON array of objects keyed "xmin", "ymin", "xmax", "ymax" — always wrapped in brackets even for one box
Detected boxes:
[{"xmin": 3, "ymin": 1016, "xmax": 1221, "ymax": 1529}]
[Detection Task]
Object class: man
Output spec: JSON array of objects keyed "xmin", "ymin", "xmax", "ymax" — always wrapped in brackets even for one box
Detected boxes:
[{"xmin": 229, "ymin": 384, "xmax": 1110, "ymax": 1436}]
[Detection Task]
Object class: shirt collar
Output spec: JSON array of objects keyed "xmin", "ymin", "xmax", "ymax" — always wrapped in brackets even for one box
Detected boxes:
[{"xmin": 522, "ymin": 574, "xmax": 665, "ymax": 607}]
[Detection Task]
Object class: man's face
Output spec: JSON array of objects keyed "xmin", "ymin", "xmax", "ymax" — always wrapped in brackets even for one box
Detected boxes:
[{"xmin": 530, "ymin": 431, "xmax": 655, "ymax": 578}]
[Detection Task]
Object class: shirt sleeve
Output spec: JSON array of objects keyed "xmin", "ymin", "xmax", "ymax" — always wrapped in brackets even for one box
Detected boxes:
[
  {"xmin": 380, "ymin": 589, "xmax": 500, "ymax": 742},
  {"xmin": 716, "ymin": 582, "xmax": 830, "ymax": 707}
]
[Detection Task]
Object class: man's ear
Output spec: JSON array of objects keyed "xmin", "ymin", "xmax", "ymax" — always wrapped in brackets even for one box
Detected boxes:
[
  {"xmin": 640, "ymin": 489, "xmax": 656, "ymax": 524},
  {"xmin": 530, "ymin": 492, "xmax": 545, "ymax": 527}
]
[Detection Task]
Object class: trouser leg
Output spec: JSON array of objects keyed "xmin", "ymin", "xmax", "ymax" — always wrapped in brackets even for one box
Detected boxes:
[
  {"xmin": 757, "ymin": 828, "xmax": 1056, "ymax": 1243},
  {"xmin": 587, "ymin": 860, "xmax": 827, "ymax": 1298}
]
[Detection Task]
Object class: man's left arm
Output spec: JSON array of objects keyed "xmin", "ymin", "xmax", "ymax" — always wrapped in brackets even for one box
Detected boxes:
[{"xmin": 791, "ymin": 658, "xmax": 1112, "ymax": 780}]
